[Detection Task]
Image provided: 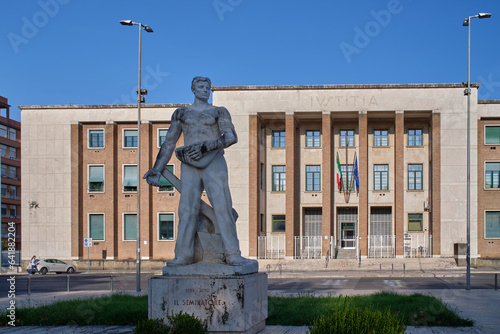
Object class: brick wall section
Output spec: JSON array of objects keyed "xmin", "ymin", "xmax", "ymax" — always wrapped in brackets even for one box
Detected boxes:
[
  {"xmin": 477, "ymin": 119, "xmax": 500, "ymax": 257},
  {"xmin": 322, "ymin": 112, "xmax": 333, "ymax": 254},
  {"xmin": 285, "ymin": 114, "xmax": 300, "ymax": 257},
  {"xmin": 71, "ymin": 123, "xmax": 83, "ymax": 258},
  {"xmin": 104, "ymin": 122, "xmax": 117, "ymax": 259},
  {"xmin": 139, "ymin": 121, "xmax": 151, "ymax": 259},
  {"xmin": 395, "ymin": 111, "xmax": 405, "ymax": 255},
  {"xmin": 248, "ymin": 115, "xmax": 259, "ymax": 257},
  {"xmin": 431, "ymin": 112, "xmax": 441, "ymax": 255},
  {"xmin": 358, "ymin": 111, "xmax": 368, "ymax": 255}
]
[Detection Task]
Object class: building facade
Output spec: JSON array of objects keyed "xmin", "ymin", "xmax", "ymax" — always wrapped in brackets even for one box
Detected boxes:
[
  {"xmin": 1, "ymin": 96, "xmax": 21, "ymax": 261},
  {"xmin": 19, "ymin": 84, "xmax": 500, "ymax": 265}
]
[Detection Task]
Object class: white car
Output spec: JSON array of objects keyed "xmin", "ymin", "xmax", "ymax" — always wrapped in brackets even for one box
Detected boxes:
[{"xmin": 26, "ymin": 259, "xmax": 76, "ymax": 274}]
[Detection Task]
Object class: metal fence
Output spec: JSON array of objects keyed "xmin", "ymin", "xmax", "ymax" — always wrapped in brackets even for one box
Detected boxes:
[
  {"xmin": 294, "ymin": 236, "xmax": 322, "ymax": 259},
  {"xmin": 257, "ymin": 236, "xmax": 285, "ymax": 259},
  {"xmin": 1, "ymin": 250, "xmax": 21, "ymax": 266},
  {"xmin": 404, "ymin": 234, "xmax": 432, "ymax": 258},
  {"xmin": 368, "ymin": 235, "xmax": 395, "ymax": 258}
]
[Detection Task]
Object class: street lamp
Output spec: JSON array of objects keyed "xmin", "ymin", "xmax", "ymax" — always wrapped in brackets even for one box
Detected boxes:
[
  {"xmin": 462, "ymin": 12, "xmax": 491, "ymax": 291},
  {"xmin": 120, "ymin": 19, "xmax": 153, "ymax": 292}
]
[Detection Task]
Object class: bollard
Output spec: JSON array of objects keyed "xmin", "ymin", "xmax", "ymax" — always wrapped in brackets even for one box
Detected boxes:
[
  {"xmin": 403, "ymin": 263, "xmax": 406, "ymax": 275},
  {"xmin": 267, "ymin": 264, "xmax": 271, "ymax": 275},
  {"xmin": 392, "ymin": 263, "xmax": 394, "ymax": 275},
  {"xmin": 279, "ymin": 264, "xmax": 282, "ymax": 276},
  {"xmin": 67, "ymin": 275, "xmax": 70, "ymax": 292},
  {"xmin": 495, "ymin": 274, "xmax": 498, "ymax": 291},
  {"xmin": 27, "ymin": 275, "xmax": 31, "ymax": 296},
  {"xmin": 110, "ymin": 275, "xmax": 114, "ymax": 291},
  {"xmin": 380, "ymin": 264, "xmax": 382, "ymax": 272}
]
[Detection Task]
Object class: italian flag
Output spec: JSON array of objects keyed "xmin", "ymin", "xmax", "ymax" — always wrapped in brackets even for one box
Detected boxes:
[{"xmin": 336, "ymin": 152, "xmax": 342, "ymax": 191}]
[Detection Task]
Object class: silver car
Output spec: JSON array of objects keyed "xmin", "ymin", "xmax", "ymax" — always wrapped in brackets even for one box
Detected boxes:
[{"xmin": 27, "ymin": 259, "xmax": 76, "ymax": 274}]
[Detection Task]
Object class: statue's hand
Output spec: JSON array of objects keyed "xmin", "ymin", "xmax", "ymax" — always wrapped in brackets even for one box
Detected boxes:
[
  {"xmin": 185, "ymin": 143, "xmax": 204, "ymax": 161},
  {"xmin": 143, "ymin": 169, "xmax": 162, "ymax": 187}
]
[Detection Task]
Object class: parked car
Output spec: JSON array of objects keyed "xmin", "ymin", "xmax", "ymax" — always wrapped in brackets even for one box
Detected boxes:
[{"xmin": 26, "ymin": 259, "xmax": 76, "ymax": 274}]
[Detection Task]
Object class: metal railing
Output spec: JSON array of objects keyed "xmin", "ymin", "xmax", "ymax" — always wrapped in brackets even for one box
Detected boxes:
[
  {"xmin": 294, "ymin": 236, "xmax": 322, "ymax": 259},
  {"xmin": 368, "ymin": 235, "xmax": 395, "ymax": 258},
  {"xmin": 257, "ymin": 236, "xmax": 285, "ymax": 259},
  {"xmin": 404, "ymin": 234, "xmax": 432, "ymax": 258},
  {"xmin": 1, "ymin": 250, "xmax": 21, "ymax": 266}
]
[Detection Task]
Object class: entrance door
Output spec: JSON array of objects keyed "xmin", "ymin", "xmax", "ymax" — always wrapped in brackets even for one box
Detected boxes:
[
  {"xmin": 337, "ymin": 207, "xmax": 358, "ymax": 250},
  {"xmin": 341, "ymin": 223, "xmax": 355, "ymax": 248}
]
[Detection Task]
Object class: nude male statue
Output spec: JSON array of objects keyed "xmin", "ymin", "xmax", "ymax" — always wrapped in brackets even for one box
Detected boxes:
[{"xmin": 143, "ymin": 76, "xmax": 246, "ymax": 266}]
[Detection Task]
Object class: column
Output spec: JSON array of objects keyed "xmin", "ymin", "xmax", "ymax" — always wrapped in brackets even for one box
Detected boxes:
[
  {"xmin": 70, "ymin": 123, "xmax": 83, "ymax": 259},
  {"xmin": 358, "ymin": 111, "xmax": 368, "ymax": 256},
  {"xmin": 248, "ymin": 114, "xmax": 260, "ymax": 258},
  {"xmin": 285, "ymin": 113, "xmax": 300, "ymax": 258},
  {"xmin": 105, "ymin": 121, "xmax": 117, "ymax": 259},
  {"xmin": 431, "ymin": 112, "xmax": 441, "ymax": 255},
  {"xmin": 321, "ymin": 111, "xmax": 333, "ymax": 256},
  {"xmin": 394, "ymin": 111, "xmax": 405, "ymax": 256},
  {"xmin": 140, "ymin": 121, "xmax": 151, "ymax": 259}
]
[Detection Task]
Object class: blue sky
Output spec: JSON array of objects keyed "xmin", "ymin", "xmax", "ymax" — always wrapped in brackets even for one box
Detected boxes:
[{"xmin": 1, "ymin": 0, "xmax": 499, "ymax": 121}]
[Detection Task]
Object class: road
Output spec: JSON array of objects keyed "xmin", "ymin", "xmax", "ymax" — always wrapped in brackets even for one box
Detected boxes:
[{"xmin": 0, "ymin": 272, "xmax": 497, "ymax": 296}]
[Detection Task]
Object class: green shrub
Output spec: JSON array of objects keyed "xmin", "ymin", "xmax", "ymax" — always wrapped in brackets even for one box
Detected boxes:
[
  {"xmin": 308, "ymin": 297, "xmax": 406, "ymax": 334},
  {"xmin": 134, "ymin": 312, "xmax": 207, "ymax": 334}
]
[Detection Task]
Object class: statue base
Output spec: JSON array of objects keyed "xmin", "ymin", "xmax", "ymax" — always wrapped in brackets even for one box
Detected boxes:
[{"xmin": 149, "ymin": 267, "xmax": 267, "ymax": 333}]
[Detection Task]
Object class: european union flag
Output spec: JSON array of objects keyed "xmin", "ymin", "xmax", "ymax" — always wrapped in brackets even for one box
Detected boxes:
[{"xmin": 353, "ymin": 154, "xmax": 359, "ymax": 192}]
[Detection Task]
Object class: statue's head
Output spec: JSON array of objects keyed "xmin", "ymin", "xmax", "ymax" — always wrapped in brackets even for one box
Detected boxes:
[{"xmin": 191, "ymin": 76, "xmax": 211, "ymax": 92}]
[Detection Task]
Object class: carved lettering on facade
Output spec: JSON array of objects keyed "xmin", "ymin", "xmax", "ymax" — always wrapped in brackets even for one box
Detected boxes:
[{"xmin": 311, "ymin": 95, "xmax": 378, "ymax": 108}]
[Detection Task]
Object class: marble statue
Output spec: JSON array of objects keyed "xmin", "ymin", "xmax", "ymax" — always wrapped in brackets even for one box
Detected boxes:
[{"xmin": 143, "ymin": 76, "xmax": 247, "ymax": 267}]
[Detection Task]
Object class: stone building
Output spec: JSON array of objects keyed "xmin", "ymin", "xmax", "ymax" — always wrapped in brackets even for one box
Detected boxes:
[{"xmin": 19, "ymin": 83, "xmax": 500, "ymax": 267}]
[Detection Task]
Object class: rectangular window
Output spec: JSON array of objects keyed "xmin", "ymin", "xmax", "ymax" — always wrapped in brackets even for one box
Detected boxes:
[
  {"xmin": 260, "ymin": 214, "xmax": 265, "ymax": 233},
  {"xmin": 272, "ymin": 166, "xmax": 286, "ymax": 191},
  {"xmin": 374, "ymin": 164, "xmax": 389, "ymax": 191},
  {"xmin": 1, "ymin": 184, "xmax": 6, "ymax": 197},
  {"xmin": 1, "ymin": 164, "xmax": 6, "ymax": 177},
  {"xmin": 408, "ymin": 129, "xmax": 423, "ymax": 146},
  {"xmin": 260, "ymin": 163, "xmax": 265, "ymax": 190},
  {"xmin": 408, "ymin": 164, "xmax": 423, "ymax": 190},
  {"xmin": 485, "ymin": 126, "xmax": 500, "ymax": 145},
  {"xmin": 272, "ymin": 215, "xmax": 286, "ymax": 233},
  {"xmin": 158, "ymin": 165, "xmax": 174, "ymax": 192},
  {"xmin": 272, "ymin": 131, "xmax": 286, "ymax": 148},
  {"xmin": 485, "ymin": 162, "xmax": 500, "ymax": 189},
  {"xmin": 9, "ymin": 128, "xmax": 16, "ymax": 141},
  {"xmin": 89, "ymin": 214, "xmax": 104, "ymax": 240},
  {"xmin": 306, "ymin": 165, "xmax": 321, "ymax": 191},
  {"xmin": 0, "ymin": 144, "xmax": 6, "ymax": 157},
  {"xmin": 485, "ymin": 211, "xmax": 500, "ymax": 238},
  {"xmin": 89, "ymin": 165, "xmax": 104, "ymax": 192},
  {"xmin": 123, "ymin": 129, "xmax": 138, "ymax": 148},
  {"xmin": 159, "ymin": 213, "xmax": 174, "ymax": 240},
  {"xmin": 123, "ymin": 214, "xmax": 137, "ymax": 240},
  {"xmin": 9, "ymin": 166, "xmax": 16, "ymax": 179},
  {"xmin": 0, "ymin": 125, "xmax": 6, "ymax": 138},
  {"xmin": 408, "ymin": 213, "xmax": 423, "ymax": 231},
  {"xmin": 89, "ymin": 129, "xmax": 104, "ymax": 148},
  {"xmin": 9, "ymin": 147, "xmax": 16, "ymax": 159},
  {"xmin": 340, "ymin": 130, "xmax": 354, "ymax": 147},
  {"xmin": 158, "ymin": 129, "xmax": 168, "ymax": 147},
  {"xmin": 374, "ymin": 129, "xmax": 388, "ymax": 147},
  {"xmin": 341, "ymin": 165, "xmax": 355, "ymax": 191},
  {"xmin": 123, "ymin": 165, "xmax": 138, "ymax": 192},
  {"xmin": 306, "ymin": 130, "xmax": 321, "ymax": 147},
  {"xmin": 1, "ymin": 204, "xmax": 6, "ymax": 216}
]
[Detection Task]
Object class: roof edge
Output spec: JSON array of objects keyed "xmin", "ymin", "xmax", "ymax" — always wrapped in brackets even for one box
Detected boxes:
[{"xmin": 18, "ymin": 103, "xmax": 190, "ymax": 110}]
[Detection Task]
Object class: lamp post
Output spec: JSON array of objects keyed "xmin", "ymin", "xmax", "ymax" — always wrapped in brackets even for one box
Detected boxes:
[
  {"xmin": 462, "ymin": 12, "xmax": 491, "ymax": 291},
  {"xmin": 120, "ymin": 19, "xmax": 153, "ymax": 292}
]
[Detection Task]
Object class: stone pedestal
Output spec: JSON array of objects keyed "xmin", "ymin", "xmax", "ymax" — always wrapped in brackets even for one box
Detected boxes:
[{"xmin": 149, "ymin": 266, "xmax": 267, "ymax": 334}]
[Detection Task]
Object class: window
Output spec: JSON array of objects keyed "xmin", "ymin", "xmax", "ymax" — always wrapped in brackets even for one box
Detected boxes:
[
  {"xmin": 89, "ymin": 165, "xmax": 104, "ymax": 192},
  {"xmin": 1, "ymin": 184, "xmax": 6, "ymax": 197},
  {"xmin": 123, "ymin": 214, "xmax": 137, "ymax": 240},
  {"xmin": 260, "ymin": 214, "xmax": 265, "ymax": 233},
  {"xmin": 123, "ymin": 165, "xmax": 137, "ymax": 192},
  {"xmin": 306, "ymin": 165, "xmax": 321, "ymax": 191},
  {"xmin": 158, "ymin": 129, "xmax": 168, "ymax": 147},
  {"xmin": 374, "ymin": 164, "xmax": 389, "ymax": 190},
  {"xmin": 0, "ymin": 125, "xmax": 6, "ymax": 138},
  {"xmin": 341, "ymin": 165, "xmax": 355, "ymax": 191},
  {"xmin": 260, "ymin": 163, "xmax": 265, "ymax": 190},
  {"xmin": 408, "ymin": 213, "xmax": 423, "ymax": 231},
  {"xmin": 272, "ymin": 215, "xmax": 286, "ymax": 232},
  {"xmin": 0, "ymin": 144, "xmax": 6, "ymax": 156},
  {"xmin": 89, "ymin": 214, "xmax": 104, "ymax": 240},
  {"xmin": 485, "ymin": 162, "xmax": 500, "ymax": 189},
  {"xmin": 159, "ymin": 213, "xmax": 174, "ymax": 240},
  {"xmin": 374, "ymin": 129, "xmax": 388, "ymax": 147},
  {"xmin": 158, "ymin": 165, "xmax": 174, "ymax": 192},
  {"xmin": 89, "ymin": 129, "xmax": 104, "ymax": 148},
  {"xmin": 1, "ymin": 164, "xmax": 6, "ymax": 177},
  {"xmin": 485, "ymin": 211, "xmax": 500, "ymax": 238},
  {"xmin": 9, "ymin": 128, "xmax": 16, "ymax": 141},
  {"xmin": 272, "ymin": 166, "xmax": 286, "ymax": 191},
  {"xmin": 260, "ymin": 127, "xmax": 265, "ymax": 145},
  {"xmin": 485, "ymin": 126, "xmax": 500, "ymax": 144},
  {"xmin": 272, "ymin": 131, "xmax": 286, "ymax": 148},
  {"xmin": 408, "ymin": 129, "xmax": 423, "ymax": 146},
  {"xmin": 9, "ymin": 147, "xmax": 16, "ymax": 159},
  {"xmin": 306, "ymin": 130, "xmax": 321, "ymax": 147},
  {"xmin": 340, "ymin": 130, "xmax": 354, "ymax": 147},
  {"xmin": 408, "ymin": 164, "xmax": 423, "ymax": 190},
  {"xmin": 8, "ymin": 166, "xmax": 16, "ymax": 179},
  {"xmin": 1, "ymin": 204, "xmax": 6, "ymax": 216},
  {"xmin": 123, "ymin": 129, "xmax": 138, "ymax": 148}
]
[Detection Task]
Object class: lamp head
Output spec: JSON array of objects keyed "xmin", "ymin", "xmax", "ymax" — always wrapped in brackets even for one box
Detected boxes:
[
  {"xmin": 463, "ymin": 18, "xmax": 469, "ymax": 26},
  {"xmin": 478, "ymin": 13, "xmax": 492, "ymax": 19},
  {"xmin": 120, "ymin": 20, "xmax": 133, "ymax": 26},
  {"xmin": 143, "ymin": 25, "xmax": 154, "ymax": 33}
]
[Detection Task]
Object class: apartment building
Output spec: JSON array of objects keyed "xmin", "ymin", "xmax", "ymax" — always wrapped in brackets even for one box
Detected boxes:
[{"xmin": 19, "ymin": 83, "xmax": 500, "ymax": 266}]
